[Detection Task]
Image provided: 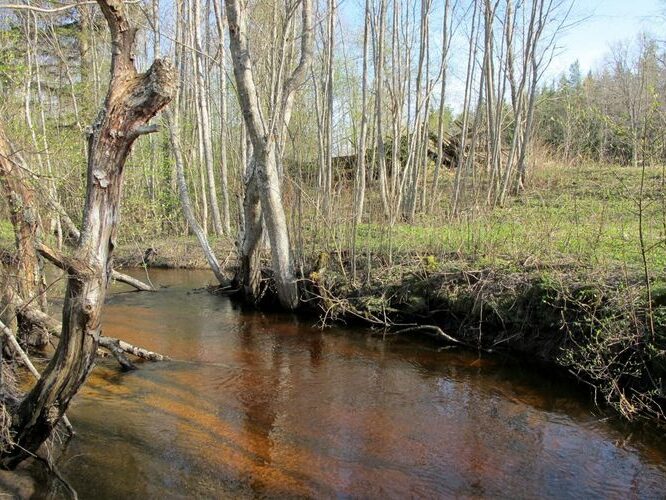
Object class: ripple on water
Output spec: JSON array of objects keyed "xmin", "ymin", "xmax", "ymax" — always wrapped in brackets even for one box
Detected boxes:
[{"xmin": 27, "ymin": 269, "xmax": 666, "ymax": 499}]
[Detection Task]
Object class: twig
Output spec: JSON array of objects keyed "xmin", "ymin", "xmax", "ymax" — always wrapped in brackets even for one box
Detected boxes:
[
  {"xmin": 0, "ymin": 0, "xmax": 140, "ymax": 14},
  {"xmin": 391, "ymin": 324, "xmax": 464, "ymax": 345}
]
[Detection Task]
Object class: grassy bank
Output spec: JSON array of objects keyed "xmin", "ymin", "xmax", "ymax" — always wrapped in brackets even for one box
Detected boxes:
[
  {"xmin": 112, "ymin": 163, "xmax": 665, "ymax": 425},
  {"xmin": 315, "ymin": 163, "xmax": 666, "ymax": 271},
  {"xmin": 112, "ymin": 163, "xmax": 665, "ymax": 269}
]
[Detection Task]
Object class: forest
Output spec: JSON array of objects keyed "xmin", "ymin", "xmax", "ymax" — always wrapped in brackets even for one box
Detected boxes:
[{"xmin": 0, "ymin": 0, "xmax": 665, "ymax": 497}]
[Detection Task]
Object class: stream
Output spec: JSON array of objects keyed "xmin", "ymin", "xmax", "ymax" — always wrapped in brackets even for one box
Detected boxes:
[{"xmin": 4, "ymin": 268, "xmax": 666, "ymax": 498}]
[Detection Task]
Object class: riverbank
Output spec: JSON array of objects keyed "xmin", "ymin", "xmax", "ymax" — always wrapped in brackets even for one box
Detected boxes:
[
  {"xmin": 111, "ymin": 235, "xmax": 665, "ymax": 427},
  {"xmin": 6, "ymin": 268, "xmax": 666, "ymax": 497},
  {"xmin": 300, "ymin": 255, "xmax": 665, "ymax": 425},
  {"xmin": 4, "ymin": 163, "xmax": 664, "ymax": 425}
]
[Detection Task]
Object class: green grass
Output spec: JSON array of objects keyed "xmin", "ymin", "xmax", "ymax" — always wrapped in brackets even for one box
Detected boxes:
[
  {"xmin": 109, "ymin": 162, "xmax": 665, "ymax": 275},
  {"xmin": 344, "ymin": 164, "xmax": 666, "ymax": 272}
]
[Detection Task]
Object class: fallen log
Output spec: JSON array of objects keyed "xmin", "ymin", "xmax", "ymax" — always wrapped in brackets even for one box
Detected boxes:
[
  {"xmin": 36, "ymin": 236, "xmax": 154, "ymax": 292},
  {"xmin": 97, "ymin": 337, "xmax": 136, "ymax": 371},
  {"xmin": 110, "ymin": 270, "xmax": 154, "ymax": 292},
  {"xmin": 99, "ymin": 336, "xmax": 168, "ymax": 364},
  {"xmin": 7, "ymin": 288, "xmax": 169, "ymax": 367}
]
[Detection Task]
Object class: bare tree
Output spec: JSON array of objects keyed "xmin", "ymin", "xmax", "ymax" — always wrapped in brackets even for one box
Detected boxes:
[
  {"xmin": 354, "ymin": 0, "xmax": 371, "ymax": 225},
  {"xmin": 226, "ymin": 0, "xmax": 314, "ymax": 309},
  {"xmin": 191, "ymin": 0, "xmax": 224, "ymax": 235}
]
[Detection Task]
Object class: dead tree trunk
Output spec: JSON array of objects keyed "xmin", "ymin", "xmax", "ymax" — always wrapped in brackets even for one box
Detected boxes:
[{"xmin": 0, "ymin": 0, "xmax": 175, "ymax": 469}]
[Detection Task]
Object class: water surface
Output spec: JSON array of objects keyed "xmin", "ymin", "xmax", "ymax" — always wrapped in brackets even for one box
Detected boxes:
[{"xmin": 11, "ymin": 269, "xmax": 666, "ymax": 498}]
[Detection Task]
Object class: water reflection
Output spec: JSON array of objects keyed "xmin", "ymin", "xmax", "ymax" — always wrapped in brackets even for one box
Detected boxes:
[{"xmin": 11, "ymin": 268, "xmax": 665, "ymax": 498}]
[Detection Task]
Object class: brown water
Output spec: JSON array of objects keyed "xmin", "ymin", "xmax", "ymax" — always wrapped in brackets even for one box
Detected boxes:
[{"xmin": 14, "ymin": 269, "xmax": 666, "ymax": 498}]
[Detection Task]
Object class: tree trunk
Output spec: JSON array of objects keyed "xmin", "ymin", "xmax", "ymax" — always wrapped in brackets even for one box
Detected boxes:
[
  {"xmin": 212, "ymin": 0, "xmax": 232, "ymax": 235},
  {"xmin": 166, "ymin": 110, "xmax": 226, "ymax": 284},
  {"xmin": 225, "ymin": 0, "xmax": 313, "ymax": 310},
  {"xmin": 191, "ymin": 0, "xmax": 224, "ymax": 236},
  {"xmin": 0, "ymin": 0, "xmax": 175, "ymax": 469},
  {"xmin": 237, "ymin": 157, "xmax": 263, "ymax": 301},
  {"xmin": 0, "ymin": 122, "xmax": 48, "ymax": 343},
  {"xmin": 354, "ymin": 0, "xmax": 371, "ymax": 225}
]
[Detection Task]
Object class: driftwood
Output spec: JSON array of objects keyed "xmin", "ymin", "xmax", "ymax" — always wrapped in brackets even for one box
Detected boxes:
[
  {"xmin": 97, "ymin": 337, "xmax": 136, "ymax": 371},
  {"xmin": 6, "ymin": 287, "xmax": 168, "ymax": 369},
  {"xmin": 110, "ymin": 270, "xmax": 154, "ymax": 291},
  {"xmin": 98, "ymin": 336, "xmax": 168, "ymax": 371}
]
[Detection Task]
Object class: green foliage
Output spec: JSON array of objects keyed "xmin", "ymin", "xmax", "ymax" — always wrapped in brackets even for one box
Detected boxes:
[
  {"xmin": 0, "ymin": 219, "xmax": 13, "ymax": 249},
  {"xmin": 0, "ymin": 27, "xmax": 27, "ymax": 89},
  {"xmin": 535, "ymin": 36, "xmax": 666, "ymax": 166},
  {"xmin": 347, "ymin": 164, "xmax": 665, "ymax": 272}
]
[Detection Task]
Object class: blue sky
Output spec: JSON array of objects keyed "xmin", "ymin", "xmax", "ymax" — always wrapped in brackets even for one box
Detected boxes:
[{"xmin": 550, "ymin": 0, "xmax": 664, "ymax": 77}]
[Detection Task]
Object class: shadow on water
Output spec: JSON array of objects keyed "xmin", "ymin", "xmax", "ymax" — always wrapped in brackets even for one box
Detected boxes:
[{"xmin": 10, "ymin": 268, "xmax": 666, "ymax": 498}]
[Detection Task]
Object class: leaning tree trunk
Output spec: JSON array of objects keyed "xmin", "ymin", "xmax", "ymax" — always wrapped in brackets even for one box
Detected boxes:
[{"xmin": 0, "ymin": 0, "xmax": 175, "ymax": 469}]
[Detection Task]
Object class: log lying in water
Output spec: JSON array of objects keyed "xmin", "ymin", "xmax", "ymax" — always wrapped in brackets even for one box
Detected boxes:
[
  {"xmin": 98, "ymin": 336, "xmax": 169, "ymax": 371},
  {"xmin": 6, "ymin": 287, "xmax": 169, "ymax": 370}
]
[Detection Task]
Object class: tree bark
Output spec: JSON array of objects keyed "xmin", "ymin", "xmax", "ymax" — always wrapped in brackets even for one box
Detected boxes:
[
  {"xmin": 0, "ymin": 0, "xmax": 175, "ymax": 469},
  {"xmin": 191, "ymin": 0, "xmax": 224, "ymax": 236},
  {"xmin": 354, "ymin": 0, "xmax": 371, "ymax": 226},
  {"xmin": 166, "ymin": 109, "xmax": 226, "ymax": 284},
  {"xmin": 237, "ymin": 157, "xmax": 263, "ymax": 301},
  {"xmin": 0, "ymin": 318, "xmax": 74, "ymax": 435}
]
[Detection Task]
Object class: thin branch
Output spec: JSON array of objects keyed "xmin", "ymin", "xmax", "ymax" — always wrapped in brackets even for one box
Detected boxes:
[{"xmin": 0, "ymin": 0, "xmax": 140, "ymax": 14}]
